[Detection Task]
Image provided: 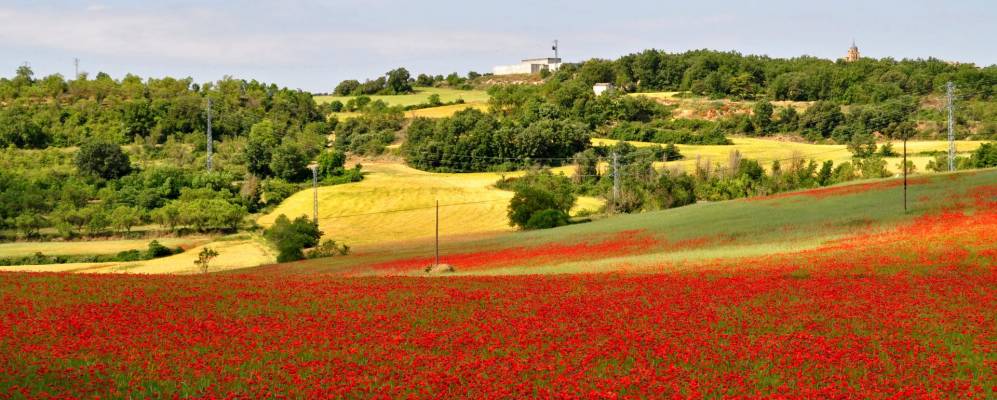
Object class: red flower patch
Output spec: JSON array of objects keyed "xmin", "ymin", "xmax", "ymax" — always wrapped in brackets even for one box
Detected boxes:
[{"xmin": 366, "ymin": 230, "xmax": 712, "ymax": 272}]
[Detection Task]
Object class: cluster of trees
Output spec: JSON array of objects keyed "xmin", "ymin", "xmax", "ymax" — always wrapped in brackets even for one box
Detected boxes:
[
  {"xmin": 334, "ymin": 108, "xmax": 404, "ymax": 155},
  {"xmin": 0, "ymin": 66, "xmax": 328, "ymax": 149},
  {"xmin": 333, "ymin": 68, "xmax": 414, "ymax": 96},
  {"xmin": 415, "ymin": 71, "xmax": 480, "ymax": 89},
  {"xmin": 501, "ymin": 140, "xmax": 916, "ymax": 230},
  {"xmin": 926, "ymin": 141, "xmax": 997, "ymax": 171},
  {"xmin": 605, "ymin": 119, "xmax": 731, "ymax": 145},
  {"xmin": 0, "ymin": 145, "xmax": 252, "ymax": 239},
  {"xmin": 488, "ymin": 80, "xmax": 667, "ymax": 128},
  {"xmin": 332, "ymin": 69, "xmax": 484, "ymax": 97},
  {"xmin": 572, "ymin": 49, "xmax": 996, "ymax": 102},
  {"xmin": 403, "ymin": 108, "xmax": 591, "ymax": 172},
  {"xmin": 0, "ymin": 67, "xmax": 370, "ymax": 241}
]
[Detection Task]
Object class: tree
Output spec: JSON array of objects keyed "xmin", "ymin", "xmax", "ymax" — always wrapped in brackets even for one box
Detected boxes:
[
  {"xmin": 334, "ymin": 79, "xmax": 361, "ymax": 96},
  {"xmin": 316, "ymin": 150, "xmax": 347, "ymax": 178},
  {"xmin": 525, "ymin": 209, "xmax": 570, "ymax": 230},
  {"xmin": 269, "ymin": 143, "xmax": 309, "ymax": 182},
  {"xmin": 194, "ymin": 247, "xmax": 219, "ymax": 274},
  {"xmin": 0, "ymin": 107, "xmax": 47, "ymax": 148},
  {"xmin": 385, "ymin": 68, "xmax": 413, "ymax": 94},
  {"xmin": 415, "ymin": 74, "xmax": 435, "ymax": 87},
  {"xmin": 14, "ymin": 213, "xmax": 45, "ymax": 238},
  {"xmin": 970, "ymin": 142, "xmax": 997, "ymax": 168},
  {"xmin": 246, "ymin": 119, "xmax": 279, "ymax": 177},
  {"xmin": 799, "ymin": 101, "xmax": 844, "ymax": 140},
  {"xmin": 110, "ymin": 205, "xmax": 143, "ymax": 233},
  {"xmin": 752, "ymin": 101, "xmax": 774, "ymax": 134},
  {"xmin": 847, "ymin": 133, "xmax": 878, "ymax": 158},
  {"xmin": 506, "ymin": 170, "xmax": 576, "ymax": 229},
  {"xmin": 817, "ymin": 160, "xmax": 834, "ymax": 186},
  {"xmin": 75, "ymin": 142, "xmax": 132, "ymax": 180},
  {"xmin": 427, "ymin": 93, "xmax": 442, "ymax": 106},
  {"xmin": 264, "ymin": 214, "xmax": 323, "ymax": 262}
]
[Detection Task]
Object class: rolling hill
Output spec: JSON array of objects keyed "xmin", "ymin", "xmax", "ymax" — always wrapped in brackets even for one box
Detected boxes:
[{"xmin": 251, "ymin": 168, "xmax": 997, "ymax": 276}]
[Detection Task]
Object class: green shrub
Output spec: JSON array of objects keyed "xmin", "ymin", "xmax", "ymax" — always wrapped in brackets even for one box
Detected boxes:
[
  {"xmin": 264, "ymin": 214, "xmax": 322, "ymax": 262},
  {"xmin": 306, "ymin": 239, "xmax": 350, "ymax": 259},
  {"xmin": 524, "ymin": 209, "xmax": 569, "ymax": 230},
  {"xmin": 506, "ymin": 170, "xmax": 576, "ymax": 229}
]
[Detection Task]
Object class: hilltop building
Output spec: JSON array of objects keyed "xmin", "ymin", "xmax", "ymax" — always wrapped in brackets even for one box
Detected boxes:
[
  {"xmin": 845, "ymin": 40, "xmax": 861, "ymax": 62},
  {"xmin": 493, "ymin": 57, "xmax": 562, "ymax": 75},
  {"xmin": 593, "ymin": 83, "xmax": 615, "ymax": 96}
]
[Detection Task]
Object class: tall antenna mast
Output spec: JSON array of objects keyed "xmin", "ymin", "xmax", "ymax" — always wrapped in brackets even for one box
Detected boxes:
[
  {"xmin": 946, "ymin": 81, "xmax": 955, "ymax": 172},
  {"xmin": 552, "ymin": 40, "xmax": 559, "ymax": 59},
  {"xmin": 206, "ymin": 98, "xmax": 213, "ymax": 172},
  {"xmin": 74, "ymin": 58, "xmax": 79, "ymax": 79}
]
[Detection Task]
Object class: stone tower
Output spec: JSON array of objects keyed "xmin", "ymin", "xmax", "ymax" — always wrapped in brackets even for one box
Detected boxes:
[{"xmin": 846, "ymin": 40, "xmax": 860, "ymax": 62}]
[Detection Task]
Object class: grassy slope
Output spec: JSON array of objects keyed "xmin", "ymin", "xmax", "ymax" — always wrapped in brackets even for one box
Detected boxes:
[
  {"xmin": 257, "ymin": 162, "xmax": 603, "ymax": 249},
  {"xmin": 255, "ymin": 168, "xmax": 996, "ymax": 276},
  {"xmin": 314, "ymin": 87, "xmax": 490, "ymax": 107},
  {"xmin": 594, "ymin": 137, "xmax": 985, "ymax": 173}
]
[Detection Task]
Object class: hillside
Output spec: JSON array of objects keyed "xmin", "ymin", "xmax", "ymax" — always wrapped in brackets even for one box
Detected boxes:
[
  {"xmin": 257, "ymin": 162, "xmax": 603, "ymax": 248},
  {"xmin": 252, "ymin": 168, "xmax": 997, "ymax": 276}
]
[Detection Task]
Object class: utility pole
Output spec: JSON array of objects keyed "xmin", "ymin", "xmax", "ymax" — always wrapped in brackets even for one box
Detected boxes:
[
  {"xmin": 310, "ymin": 164, "xmax": 319, "ymax": 224},
  {"xmin": 206, "ymin": 98, "xmax": 213, "ymax": 172},
  {"xmin": 435, "ymin": 200, "xmax": 440, "ymax": 267},
  {"xmin": 946, "ymin": 81, "xmax": 955, "ymax": 171},
  {"xmin": 612, "ymin": 152, "xmax": 620, "ymax": 213}
]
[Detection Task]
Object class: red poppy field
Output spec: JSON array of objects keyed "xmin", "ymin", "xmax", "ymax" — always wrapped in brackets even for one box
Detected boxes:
[{"xmin": 1, "ymin": 173, "xmax": 996, "ymax": 398}]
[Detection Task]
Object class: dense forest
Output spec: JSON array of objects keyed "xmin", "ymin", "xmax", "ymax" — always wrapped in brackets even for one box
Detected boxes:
[
  {"xmin": 0, "ymin": 66, "xmax": 355, "ymax": 241},
  {"xmin": 574, "ymin": 49, "xmax": 996, "ymax": 102}
]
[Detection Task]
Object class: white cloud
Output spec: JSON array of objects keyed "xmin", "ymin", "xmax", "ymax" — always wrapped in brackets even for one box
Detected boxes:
[{"xmin": 0, "ymin": 5, "xmax": 537, "ymax": 68}]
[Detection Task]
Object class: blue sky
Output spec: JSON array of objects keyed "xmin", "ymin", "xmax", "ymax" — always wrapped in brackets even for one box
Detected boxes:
[{"xmin": 1, "ymin": 0, "xmax": 994, "ymax": 92}]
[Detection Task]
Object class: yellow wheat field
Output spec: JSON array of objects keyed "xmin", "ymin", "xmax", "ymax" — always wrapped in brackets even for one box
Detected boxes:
[{"xmin": 258, "ymin": 162, "xmax": 603, "ymax": 249}]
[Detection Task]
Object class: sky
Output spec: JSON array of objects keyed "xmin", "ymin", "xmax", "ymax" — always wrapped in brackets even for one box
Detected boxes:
[{"xmin": 1, "ymin": 0, "xmax": 995, "ymax": 92}]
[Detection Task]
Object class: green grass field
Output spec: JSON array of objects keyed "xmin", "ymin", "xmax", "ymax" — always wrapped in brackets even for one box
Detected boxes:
[
  {"xmin": 594, "ymin": 137, "xmax": 985, "ymax": 173},
  {"xmin": 252, "ymin": 168, "xmax": 997, "ymax": 276},
  {"xmin": 315, "ymin": 87, "xmax": 490, "ymax": 107}
]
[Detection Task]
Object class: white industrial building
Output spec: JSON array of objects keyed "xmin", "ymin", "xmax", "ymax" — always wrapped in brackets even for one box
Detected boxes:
[{"xmin": 493, "ymin": 57, "xmax": 562, "ymax": 76}]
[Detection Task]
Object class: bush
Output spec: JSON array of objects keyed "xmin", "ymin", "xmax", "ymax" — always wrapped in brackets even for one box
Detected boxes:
[
  {"xmin": 262, "ymin": 178, "xmax": 298, "ymax": 206},
  {"xmin": 146, "ymin": 240, "xmax": 175, "ymax": 258},
  {"xmin": 524, "ymin": 209, "xmax": 569, "ymax": 230},
  {"xmin": 264, "ymin": 214, "xmax": 322, "ymax": 262},
  {"xmin": 75, "ymin": 141, "xmax": 132, "ymax": 180},
  {"xmin": 970, "ymin": 142, "xmax": 997, "ymax": 168},
  {"xmin": 506, "ymin": 170, "xmax": 576, "ymax": 229},
  {"xmin": 306, "ymin": 239, "xmax": 350, "ymax": 258}
]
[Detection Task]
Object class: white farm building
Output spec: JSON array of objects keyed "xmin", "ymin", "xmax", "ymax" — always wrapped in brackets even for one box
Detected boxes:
[{"xmin": 493, "ymin": 57, "xmax": 562, "ymax": 76}]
